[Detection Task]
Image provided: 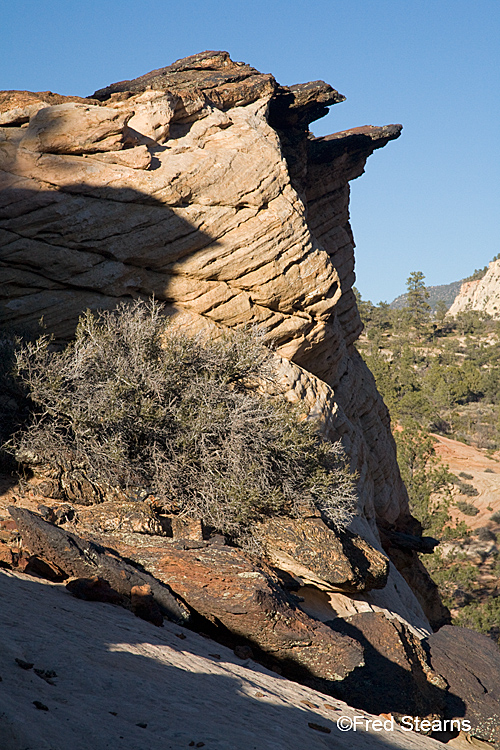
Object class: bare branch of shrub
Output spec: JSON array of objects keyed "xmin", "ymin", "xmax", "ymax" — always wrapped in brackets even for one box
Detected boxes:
[{"xmin": 6, "ymin": 299, "xmax": 357, "ymax": 541}]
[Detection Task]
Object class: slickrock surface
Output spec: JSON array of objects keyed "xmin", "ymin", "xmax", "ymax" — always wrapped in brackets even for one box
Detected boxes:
[
  {"xmin": 0, "ymin": 568, "xmax": 448, "ymax": 750},
  {"xmin": 0, "ymin": 51, "xmax": 441, "ymax": 629},
  {"xmin": 448, "ymin": 259, "xmax": 500, "ymax": 318}
]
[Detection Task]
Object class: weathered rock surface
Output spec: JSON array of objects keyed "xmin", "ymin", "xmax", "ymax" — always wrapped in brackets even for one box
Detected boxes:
[
  {"xmin": 329, "ymin": 612, "xmax": 449, "ymax": 721},
  {"xmin": 0, "ymin": 51, "xmax": 441, "ymax": 630},
  {"xmin": 1, "ymin": 501, "xmax": 462, "ymax": 729},
  {"xmin": 8, "ymin": 504, "xmax": 365, "ymax": 691},
  {"xmin": 8, "ymin": 506, "xmax": 189, "ymax": 624},
  {"xmin": 0, "ymin": 89, "xmax": 101, "ymax": 126},
  {"xmin": 427, "ymin": 625, "xmax": 500, "ymax": 748},
  {"xmin": 448, "ymin": 259, "xmax": 500, "ymax": 319},
  {"xmin": 20, "ymin": 103, "xmax": 132, "ymax": 154},
  {"xmin": 256, "ymin": 515, "xmax": 389, "ymax": 592},
  {"xmin": 0, "ymin": 568, "xmax": 451, "ymax": 750},
  {"xmin": 135, "ymin": 541, "xmax": 366, "ymax": 688}
]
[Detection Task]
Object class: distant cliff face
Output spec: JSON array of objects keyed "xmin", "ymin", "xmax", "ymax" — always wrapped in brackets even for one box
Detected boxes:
[
  {"xmin": 448, "ymin": 259, "xmax": 500, "ymax": 318},
  {"xmin": 0, "ymin": 52, "xmax": 445, "ymax": 630}
]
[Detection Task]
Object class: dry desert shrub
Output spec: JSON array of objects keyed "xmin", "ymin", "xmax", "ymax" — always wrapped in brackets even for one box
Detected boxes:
[{"xmin": 7, "ymin": 299, "xmax": 357, "ymax": 542}]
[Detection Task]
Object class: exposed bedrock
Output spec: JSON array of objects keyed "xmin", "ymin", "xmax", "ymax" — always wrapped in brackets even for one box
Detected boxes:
[
  {"xmin": 448, "ymin": 258, "xmax": 500, "ymax": 319},
  {"xmin": 0, "ymin": 51, "xmax": 447, "ymax": 630}
]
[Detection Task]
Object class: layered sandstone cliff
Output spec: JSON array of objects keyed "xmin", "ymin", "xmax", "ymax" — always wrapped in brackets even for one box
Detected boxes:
[
  {"xmin": 0, "ymin": 51, "xmax": 445, "ymax": 631},
  {"xmin": 448, "ymin": 258, "xmax": 500, "ymax": 318}
]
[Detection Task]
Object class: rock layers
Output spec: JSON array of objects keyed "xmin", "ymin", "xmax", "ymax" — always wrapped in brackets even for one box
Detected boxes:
[
  {"xmin": 1, "ymin": 54, "xmax": 444, "ymax": 638},
  {"xmin": 448, "ymin": 258, "xmax": 500, "ymax": 318}
]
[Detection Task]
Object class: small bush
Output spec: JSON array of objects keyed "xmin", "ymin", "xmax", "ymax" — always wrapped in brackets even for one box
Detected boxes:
[
  {"xmin": 459, "ymin": 472, "xmax": 474, "ymax": 480},
  {"xmin": 451, "ymin": 474, "xmax": 479, "ymax": 497},
  {"xmin": 484, "ymin": 468, "xmax": 496, "ymax": 474},
  {"xmin": 455, "ymin": 500, "xmax": 479, "ymax": 516},
  {"xmin": 475, "ymin": 527, "xmax": 497, "ymax": 543},
  {"xmin": 7, "ymin": 299, "xmax": 357, "ymax": 542},
  {"xmin": 459, "ymin": 483, "xmax": 479, "ymax": 497},
  {"xmin": 490, "ymin": 511, "xmax": 500, "ymax": 524}
]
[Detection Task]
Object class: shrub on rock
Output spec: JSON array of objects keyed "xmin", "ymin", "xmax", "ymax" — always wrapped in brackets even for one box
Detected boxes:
[{"xmin": 8, "ymin": 299, "xmax": 356, "ymax": 542}]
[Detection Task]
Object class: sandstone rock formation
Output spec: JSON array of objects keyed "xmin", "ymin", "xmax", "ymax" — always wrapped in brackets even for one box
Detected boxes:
[
  {"xmin": 448, "ymin": 258, "xmax": 500, "ymax": 318},
  {"xmin": 0, "ymin": 568, "xmax": 452, "ymax": 750},
  {"xmin": 0, "ymin": 51, "xmax": 446, "ymax": 632}
]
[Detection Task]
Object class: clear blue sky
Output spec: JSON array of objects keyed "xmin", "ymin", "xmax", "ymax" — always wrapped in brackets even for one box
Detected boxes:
[{"xmin": 2, "ymin": 0, "xmax": 499, "ymax": 303}]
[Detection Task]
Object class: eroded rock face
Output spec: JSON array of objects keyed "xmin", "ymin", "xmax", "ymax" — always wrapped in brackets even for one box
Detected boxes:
[
  {"xmin": 329, "ymin": 612, "xmax": 449, "ymax": 721},
  {"xmin": 0, "ymin": 51, "xmax": 439, "ymax": 630},
  {"xmin": 8, "ymin": 506, "xmax": 189, "ymax": 625},
  {"xmin": 448, "ymin": 258, "xmax": 500, "ymax": 319}
]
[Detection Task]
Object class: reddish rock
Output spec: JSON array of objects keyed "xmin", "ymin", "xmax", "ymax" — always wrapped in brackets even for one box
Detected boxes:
[
  {"xmin": 257, "ymin": 516, "xmax": 389, "ymax": 592},
  {"xmin": 0, "ymin": 539, "xmax": 14, "ymax": 568},
  {"xmin": 22, "ymin": 555, "xmax": 67, "ymax": 582},
  {"xmin": 112, "ymin": 537, "xmax": 364, "ymax": 689},
  {"xmin": 8, "ymin": 506, "xmax": 190, "ymax": 624},
  {"xmin": 130, "ymin": 583, "xmax": 164, "ymax": 627}
]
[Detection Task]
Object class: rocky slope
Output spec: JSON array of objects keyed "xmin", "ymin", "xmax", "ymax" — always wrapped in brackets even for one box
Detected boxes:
[
  {"xmin": 448, "ymin": 259, "xmax": 500, "ymax": 318},
  {"xmin": 0, "ymin": 568, "xmax": 456, "ymax": 750},
  {"xmin": 1, "ymin": 52, "xmax": 498, "ymax": 745},
  {"xmin": 0, "ymin": 51, "xmax": 443, "ymax": 630}
]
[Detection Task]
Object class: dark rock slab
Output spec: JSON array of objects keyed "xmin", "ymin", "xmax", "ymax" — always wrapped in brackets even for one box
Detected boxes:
[
  {"xmin": 328, "ymin": 611, "xmax": 450, "ymax": 720},
  {"xmin": 66, "ymin": 576, "xmax": 127, "ymax": 605},
  {"xmin": 268, "ymin": 80, "xmax": 345, "ymax": 129},
  {"xmin": 92, "ymin": 50, "xmax": 344, "ymax": 129},
  {"xmin": 104, "ymin": 535, "xmax": 365, "ymax": 690},
  {"xmin": 308, "ymin": 124, "xmax": 402, "ymax": 164},
  {"xmin": 92, "ymin": 50, "xmax": 276, "ymax": 112},
  {"xmin": 8, "ymin": 506, "xmax": 189, "ymax": 624},
  {"xmin": 427, "ymin": 625, "xmax": 500, "ymax": 747}
]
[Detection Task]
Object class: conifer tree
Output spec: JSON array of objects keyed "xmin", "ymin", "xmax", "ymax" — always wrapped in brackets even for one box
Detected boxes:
[{"xmin": 406, "ymin": 271, "xmax": 430, "ymax": 329}]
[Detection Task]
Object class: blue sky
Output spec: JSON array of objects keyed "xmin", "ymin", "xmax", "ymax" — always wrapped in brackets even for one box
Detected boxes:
[{"xmin": 2, "ymin": 0, "xmax": 499, "ymax": 303}]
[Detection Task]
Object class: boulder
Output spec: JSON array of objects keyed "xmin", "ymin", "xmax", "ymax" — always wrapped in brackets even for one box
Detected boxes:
[
  {"xmin": 20, "ymin": 103, "xmax": 132, "ymax": 154},
  {"xmin": 328, "ymin": 612, "xmax": 449, "ymax": 721},
  {"xmin": 113, "ymin": 535, "xmax": 365, "ymax": 689},
  {"xmin": 256, "ymin": 516, "xmax": 389, "ymax": 592},
  {"xmin": 75, "ymin": 501, "xmax": 167, "ymax": 536},
  {"xmin": 8, "ymin": 503, "xmax": 365, "ymax": 690},
  {"xmin": 8, "ymin": 506, "xmax": 189, "ymax": 625},
  {"xmin": 427, "ymin": 625, "xmax": 500, "ymax": 748}
]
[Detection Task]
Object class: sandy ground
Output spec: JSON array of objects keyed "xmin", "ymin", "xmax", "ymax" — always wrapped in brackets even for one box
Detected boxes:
[
  {"xmin": 0, "ymin": 568, "xmax": 450, "ymax": 750},
  {"xmin": 431, "ymin": 434, "xmax": 500, "ymax": 532}
]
